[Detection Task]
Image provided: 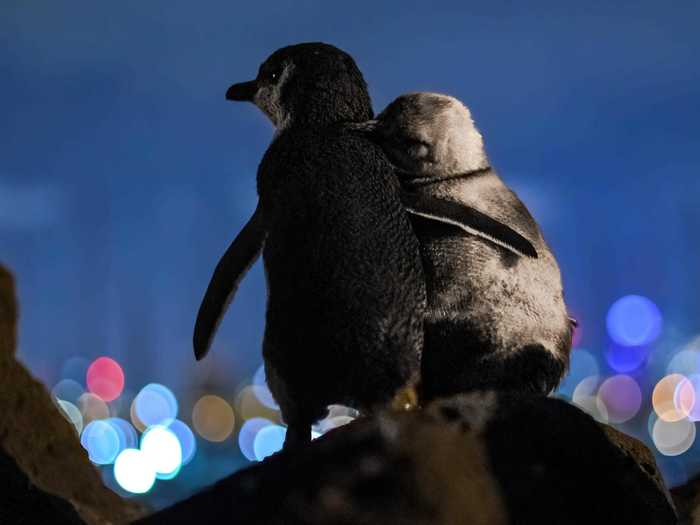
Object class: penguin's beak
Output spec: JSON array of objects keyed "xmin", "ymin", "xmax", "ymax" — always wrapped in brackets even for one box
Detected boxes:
[{"xmin": 225, "ymin": 80, "xmax": 258, "ymax": 102}]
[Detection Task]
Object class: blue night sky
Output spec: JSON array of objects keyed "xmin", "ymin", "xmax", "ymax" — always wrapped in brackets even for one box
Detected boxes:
[{"xmin": 1, "ymin": 0, "xmax": 699, "ymax": 505}]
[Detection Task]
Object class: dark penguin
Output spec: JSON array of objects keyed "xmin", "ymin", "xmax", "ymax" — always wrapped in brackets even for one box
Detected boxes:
[
  {"xmin": 366, "ymin": 92, "xmax": 573, "ymax": 399},
  {"xmin": 194, "ymin": 43, "xmax": 426, "ymax": 447}
]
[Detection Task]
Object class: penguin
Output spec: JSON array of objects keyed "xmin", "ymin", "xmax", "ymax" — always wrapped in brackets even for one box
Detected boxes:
[
  {"xmin": 194, "ymin": 43, "xmax": 426, "ymax": 448},
  {"xmin": 363, "ymin": 92, "xmax": 573, "ymax": 399}
]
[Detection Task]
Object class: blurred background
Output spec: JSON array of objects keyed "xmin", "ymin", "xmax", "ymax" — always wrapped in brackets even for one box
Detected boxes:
[{"xmin": 1, "ymin": 0, "xmax": 699, "ymax": 511}]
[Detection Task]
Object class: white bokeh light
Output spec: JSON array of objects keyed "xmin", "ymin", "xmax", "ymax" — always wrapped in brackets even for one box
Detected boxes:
[{"xmin": 114, "ymin": 448, "xmax": 156, "ymax": 494}]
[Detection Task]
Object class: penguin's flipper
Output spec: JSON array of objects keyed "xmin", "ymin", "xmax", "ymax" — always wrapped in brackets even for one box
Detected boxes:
[
  {"xmin": 402, "ymin": 193, "xmax": 538, "ymax": 259},
  {"xmin": 193, "ymin": 203, "xmax": 267, "ymax": 360}
]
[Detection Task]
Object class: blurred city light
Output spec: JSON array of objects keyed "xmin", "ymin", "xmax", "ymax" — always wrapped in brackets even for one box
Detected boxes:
[
  {"xmin": 86, "ymin": 357, "xmax": 125, "ymax": 402},
  {"xmin": 236, "ymin": 385, "xmax": 279, "ymax": 422},
  {"xmin": 556, "ymin": 349, "xmax": 599, "ymax": 399},
  {"xmin": 166, "ymin": 419, "xmax": 197, "ymax": 465},
  {"xmin": 114, "ymin": 449, "xmax": 156, "ymax": 494},
  {"xmin": 571, "ymin": 375, "xmax": 608, "ymax": 422},
  {"xmin": 107, "ymin": 417, "xmax": 139, "ymax": 451},
  {"xmin": 192, "ymin": 394, "xmax": 235, "ymax": 442},
  {"xmin": 52, "ymin": 379, "xmax": 84, "ymax": 406},
  {"xmin": 606, "ymin": 295, "xmax": 662, "ymax": 347},
  {"xmin": 252, "ymin": 365, "xmax": 280, "ymax": 410},
  {"xmin": 141, "ymin": 425, "xmax": 183, "ymax": 480},
  {"xmin": 80, "ymin": 420, "xmax": 121, "ymax": 465},
  {"xmin": 596, "ymin": 375, "xmax": 642, "ymax": 423},
  {"xmin": 60, "ymin": 357, "xmax": 90, "ymax": 384},
  {"xmin": 253, "ymin": 424, "xmax": 286, "ymax": 461},
  {"xmin": 57, "ymin": 399, "xmax": 83, "ymax": 434},
  {"xmin": 239, "ymin": 417, "xmax": 274, "ymax": 461},
  {"xmin": 652, "ymin": 418, "xmax": 696, "ymax": 456},
  {"xmin": 604, "ymin": 343, "xmax": 650, "ymax": 373},
  {"xmin": 78, "ymin": 392, "xmax": 109, "ymax": 424},
  {"xmin": 652, "ymin": 374, "xmax": 695, "ymax": 422},
  {"xmin": 133, "ymin": 383, "xmax": 178, "ymax": 427}
]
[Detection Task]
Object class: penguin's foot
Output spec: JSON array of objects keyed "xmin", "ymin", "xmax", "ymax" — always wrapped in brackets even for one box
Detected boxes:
[{"xmin": 390, "ymin": 384, "xmax": 420, "ymax": 412}]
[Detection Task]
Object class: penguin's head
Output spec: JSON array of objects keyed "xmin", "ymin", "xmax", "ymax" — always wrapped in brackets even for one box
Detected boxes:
[
  {"xmin": 226, "ymin": 42, "xmax": 373, "ymax": 129},
  {"xmin": 372, "ymin": 93, "xmax": 488, "ymax": 179}
]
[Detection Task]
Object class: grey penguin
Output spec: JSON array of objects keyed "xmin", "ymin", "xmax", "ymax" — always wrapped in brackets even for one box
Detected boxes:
[
  {"xmin": 364, "ymin": 92, "xmax": 573, "ymax": 399},
  {"xmin": 194, "ymin": 43, "xmax": 426, "ymax": 448}
]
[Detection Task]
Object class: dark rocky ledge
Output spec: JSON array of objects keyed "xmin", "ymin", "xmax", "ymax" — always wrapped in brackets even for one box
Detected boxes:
[
  {"xmin": 0, "ymin": 262, "xmax": 684, "ymax": 524},
  {"xmin": 137, "ymin": 392, "xmax": 677, "ymax": 525}
]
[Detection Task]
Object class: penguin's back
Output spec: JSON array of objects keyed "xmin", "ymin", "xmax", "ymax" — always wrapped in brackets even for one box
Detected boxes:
[
  {"xmin": 258, "ymin": 126, "xmax": 426, "ymax": 418},
  {"xmin": 414, "ymin": 169, "xmax": 571, "ymax": 397}
]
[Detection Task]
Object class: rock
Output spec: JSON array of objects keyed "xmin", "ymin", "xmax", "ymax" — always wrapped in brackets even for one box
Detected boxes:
[
  {"xmin": 1, "ymin": 445, "xmax": 85, "ymax": 524},
  {"xmin": 671, "ymin": 473, "xmax": 700, "ymax": 524},
  {"xmin": 0, "ymin": 263, "xmax": 145, "ymax": 525},
  {"xmin": 0, "ymin": 265, "xmax": 17, "ymax": 357},
  {"xmin": 138, "ymin": 393, "xmax": 676, "ymax": 525},
  {"xmin": 432, "ymin": 393, "xmax": 676, "ymax": 524}
]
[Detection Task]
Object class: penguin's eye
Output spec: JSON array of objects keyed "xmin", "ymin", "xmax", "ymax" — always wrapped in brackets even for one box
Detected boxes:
[{"xmin": 266, "ymin": 68, "xmax": 282, "ymax": 83}]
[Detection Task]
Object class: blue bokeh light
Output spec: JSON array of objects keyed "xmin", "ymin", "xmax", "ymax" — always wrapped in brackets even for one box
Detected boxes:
[
  {"xmin": 605, "ymin": 343, "xmax": 650, "ymax": 373},
  {"xmin": 253, "ymin": 424, "xmax": 286, "ymax": 461},
  {"xmin": 134, "ymin": 383, "xmax": 178, "ymax": 427},
  {"xmin": 80, "ymin": 420, "xmax": 121, "ymax": 465},
  {"xmin": 239, "ymin": 418, "xmax": 274, "ymax": 461},
  {"xmin": 60, "ymin": 357, "xmax": 89, "ymax": 384},
  {"xmin": 556, "ymin": 349, "xmax": 599, "ymax": 399},
  {"xmin": 252, "ymin": 365, "xmax": 280, "ymax": 410},
  {"xmin": 166, "ymin": 419, "xmax": 197, "ymax": 466},
  {"xmin": 52, "ymin": 379, "xmax": 85, "ymax": 406},
  {"xmin": 606, "ymin": 295, "xmax": 662, "ymax": 347},
  {"xmin": 107, "ymin": 417, "xmax": 139, "ymax": 452},
  {"xmin": 667, "ymin": 351, "xmax": 700, "ymax": 377}
]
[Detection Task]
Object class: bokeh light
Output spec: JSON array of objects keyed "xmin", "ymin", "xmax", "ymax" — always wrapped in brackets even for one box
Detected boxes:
[
  {"xmin": 192, "ymin": 395, "xmax": 235, "ymax": 442},
  {"xmin": 166, "ymin": 419, "xmax": 197, "ymax": 466},
  {"xmin": 556, "ymin": 349, "xmax": 599, "ymax": 399},
  {"xmin": 107, "ymin": 417, "xmax": 139, "ymax": 451},
  {"xmin": 61, "ymin": 356, "xmax": 90, "ymax": 384},
  {"xmin": 236, "ymin": 385, "xmax": 279, "ymax": 422},
  {"xmin": 684, "ymin": 375, "xmax": 700, "ymax": 421},
  {"xmin": 108, "ymin": 389, "xmax": 133, "ymax": 418},
  {"xmin": 78, "ymin": 392, "xmax": 109, "ymax": 424},
  {"xmin": 86, "ymin": 357, "xmax": 125, "ymax": 402},
  {"xmin": 604, "ymin": 344, "xmax": 650, "ymax": 373},
  {"xmin": 141, "ymin": 425, "xmax": 182, "ymax": 480},
  {"xmin": 652, "ymin": 374, "xmax": 695, "ymax": 422},
  {"xmin": 667, "ymin": 349, "xmax": 700, "ymax": 377},
  {"xmin": 253, "ymin": 424, "xmax": 286, "ymax": 461},
  {"xmin": 114, "ymin": 448, "xmax": 156, "ymax": 494},
  {"xmin": 652, "ymin": 418, "xmax": 696, "ymax": 456},
  {"xmin": 239, "ymin": 418, "xmax": 274, "ymax": 461},
  {"xmin": 134, "ymin": 383, "xmax": 178, "ymax": 427},
  {"xmin": 57, "ymin": 399, "xmax": 83, "ymax": 434},
  {"xmin": 596, "ymin": 375, "xmax": 642, "ymax": 423},
  {"xmin": 52, "ymin": 379, "xmax": 84, "ymax": 405},
  {"xmin": 252, "ymin": 365, "xmax": 280, "ymax": 410},
  {"xmin": 571, "ymin": 376, "xmax": 608, "ymax": 422},
  {"xmin": 80, "ymin": 420, "xmax": 121, "ymax": 464},
  {"xmin": 130, "ymin": 398, "xmax": 147, "ymax": 433},
  {"xmin": 606, "ymin": 295, "xmax": 662, "ymax": 347}
]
